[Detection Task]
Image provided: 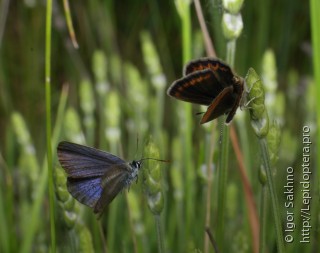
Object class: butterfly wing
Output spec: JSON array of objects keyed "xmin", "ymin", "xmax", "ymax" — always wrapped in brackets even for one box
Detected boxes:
[
  {"xmin": 184, "ymin": 58, "xmax": 235, "ymax": 86},
  {"xmin": 94, "ymin": 163, "xmax": 133, "ymax": 214},
  {"xmin": 167, "ymin": 69, "xmax": 226, "ymax": 105},
  {"xmin": 225, "ymin": 77, "xmax": 244, "ymax": 124},
  {"xmin": 169, "ymin": 58, "xmax": 244, "ymax": 124},
  {"xmin": 57, "ymin": 141, "xmax": 126, "ymax": 178},
  {"xmin": 67, "ymin": 176, "xmax": 103, "ymax": 208},
  {"xmin": 57, "ymin": 141, "xmax": 128, "ymax": 211},
  {"xmin": 200, "ymin": 86, "xmax": 236, "ymax": 124}
]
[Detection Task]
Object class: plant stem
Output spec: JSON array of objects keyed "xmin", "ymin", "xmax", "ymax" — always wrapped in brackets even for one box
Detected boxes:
[
  {"xmin": 259, "ymin": 138, "xmax": 285, "ymax": 253},
  {"xmin": 259, "ymin": 185, "xmax": 268, "ymax": 253},
  {"xmin": 125, "ymin": 191, "xmax": 138, "ymax": 253},
  {"xmin": 204, "ymin": 128, "xmax": 215, "ymax": 253},
  {"xmin": 226, "ymin": 40, "xmax": 236, "ymax": 67},
  {"xmin": 310, "ymin": 0, "xmax": 320, "ymax": 226},
  {"xmin": 216, "ymin": 117, "xmax": 229, "ymax": 249},
  {"xmin": 216, "ymin": 39, "xmax": 236, "ymax": 251},
  {"xmin": 179, "ymin": 0, "xmax": 194, "ymax": 244},
  {"xmin": 62, "ymin": 0, "xmax": 79, "ymax": 48},
  {"xmin": 45, "ymin": 0, "xmax": 56, "ymax": 252},
  {"xmin": 155, "ymin": 215, "xmax": 164, "ymax": 253},
  {"xmin": 194, "ymin": 0, "xmax": 216, "ymax": 57},
  {"xmin": 230, "ymin": 126, "xmax": 259, "ymax": 253},
  {"xmin": 20, "ymin": 83, "xmax": 68, "ymax": 253}
]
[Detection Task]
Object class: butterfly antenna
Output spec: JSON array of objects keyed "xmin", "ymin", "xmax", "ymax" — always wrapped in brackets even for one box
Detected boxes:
[
  {"xmin": 140, "ymin": 157, "xmax": 170, "ymax": 163},
  {"xmin": 132, "ymin": 133, "xmax": 140, "ymax": 160},
  {"xmin": 136, "ymin": 133, "xmax": 139, "ymax": 153}
]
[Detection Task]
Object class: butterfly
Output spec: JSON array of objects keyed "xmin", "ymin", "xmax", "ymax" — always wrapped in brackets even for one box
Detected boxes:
[
  {"xmin": 57, "ymin": 141, "xmax": 166, "ymax": 215},
  {"xmin": 167, "ymin": 58, "xmax": 244, "ymax": 124}
]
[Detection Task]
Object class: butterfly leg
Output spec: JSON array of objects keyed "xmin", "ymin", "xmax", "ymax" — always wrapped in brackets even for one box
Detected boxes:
[{"xmin": 240, "ymin": 79, "xmax": 263, "ymax": 110}]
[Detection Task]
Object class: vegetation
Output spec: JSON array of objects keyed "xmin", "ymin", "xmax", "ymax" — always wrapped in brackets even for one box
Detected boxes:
[{"xmin": 0, "ymin": 0, "xmax": 317, "ymax": 253}]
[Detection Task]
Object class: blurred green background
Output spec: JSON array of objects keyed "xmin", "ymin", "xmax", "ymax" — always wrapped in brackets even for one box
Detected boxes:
[{"xmin": 0, "ymin": 0, "xmax": 317, "ymax": 253}]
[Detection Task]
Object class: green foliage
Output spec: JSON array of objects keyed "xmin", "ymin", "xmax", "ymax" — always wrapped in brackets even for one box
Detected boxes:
[{"xmin": 0, "ymin": 1, "xmax": 316, "ymax": 253}]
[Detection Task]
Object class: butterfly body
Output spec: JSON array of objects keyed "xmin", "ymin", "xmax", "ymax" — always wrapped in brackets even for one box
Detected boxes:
[
  {"xmin": 167, "ymin": 58, "xmax": 244, "ymax": 124},
  {"xmin": 57, "ymin": 141, "xmax": 142, "ymax": 214}
]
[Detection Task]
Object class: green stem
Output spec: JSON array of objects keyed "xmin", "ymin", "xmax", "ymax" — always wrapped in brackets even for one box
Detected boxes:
[
  {"xmin": 259, "ymin": 138, "xmax": 285, "ymax": 253},
  {"xmin": 52, "ymin": 85, "xmax": 69, "ymax": 142},
  {"xmin": 182, "ymin": 9, "xmax": 191, "ymax": 63},
  {"xmin": 45, "ymin": 0, "xmax": 56, "ymax": 252},
  {"xmin": 258, "ymin": 184, "xmax": 268, "ymax": 253},
  {"xmin": 180, "ymin": 1, "xmax": 194, "ymax": 244},
  {"xmin": 62, "ymin": 0, "xmax": 79, "ymax": 48},
  {"xmin": 216, "ymin": 39, "xmax": 236, "ymax": 250},
  {"xmin": 20, "ymin": 83, "xmax": 68, "ymax": 253},
  {"xmin": 226, "ymin": 40, "xmax": 236, "ymax": 67},
  {"xmin": 203, "ymin": 127, "xmax": 215, "ymax": 253},
  {"xmin": 310, "ymin": 0, "xmax": 320, "ymax": 218},
  {"xmin": 155, "ymin": 88, "xmax": 165, "ymax": 140},
  {"xmin": 20, "ymin": 163, "xmax": 48, "ymax": 253},
  {"xmin": 0, "ymin": 154, "xmax": 9, "ymax": 253},
  {"xmin": 216, "ymin": 118, "xmax": 229, "ymax": 249},
  {"xmin": 155, "ymin": 215, "xmax": 164, "ymax": 253},
  {"xmin": 125, "ymin": 193, "xmax": 138, "ymax": 253}
]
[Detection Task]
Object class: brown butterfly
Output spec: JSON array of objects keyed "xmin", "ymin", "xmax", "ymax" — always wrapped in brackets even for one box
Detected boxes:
[{"xmin": 167, "ymin": 58, "xmax": 244, "ymax": 124}]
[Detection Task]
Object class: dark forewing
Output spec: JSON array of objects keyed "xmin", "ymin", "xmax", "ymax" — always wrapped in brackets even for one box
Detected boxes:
[
  {"xmin": 167, "ymin": 69, "xmax": 226, "ymax": 105},
  {"xmin": 200, "ymin": 86, "xmax": 236, "ymax": 124},
  {"xmin": 185, "ymin": 58, "xmax": 235, "ymax": 86},
  {"xmin": 57, "ymin": 141, "xmax": 126, "ymax": 178}
]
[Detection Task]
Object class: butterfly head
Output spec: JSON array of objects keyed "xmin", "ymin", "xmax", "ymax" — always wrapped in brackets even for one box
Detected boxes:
[
  {"xmin": 130, "ymin": 160, "xmax": 142, "ymax": 170},
  {"xmin": 130, "ymin": 158, "xmax": 169, "ymax": 169}
]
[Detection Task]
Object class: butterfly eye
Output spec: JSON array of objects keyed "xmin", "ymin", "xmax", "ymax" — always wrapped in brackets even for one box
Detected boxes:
[{"xmin": 131, "ymin": 161, "xmax": 141, "ymax": 169}]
